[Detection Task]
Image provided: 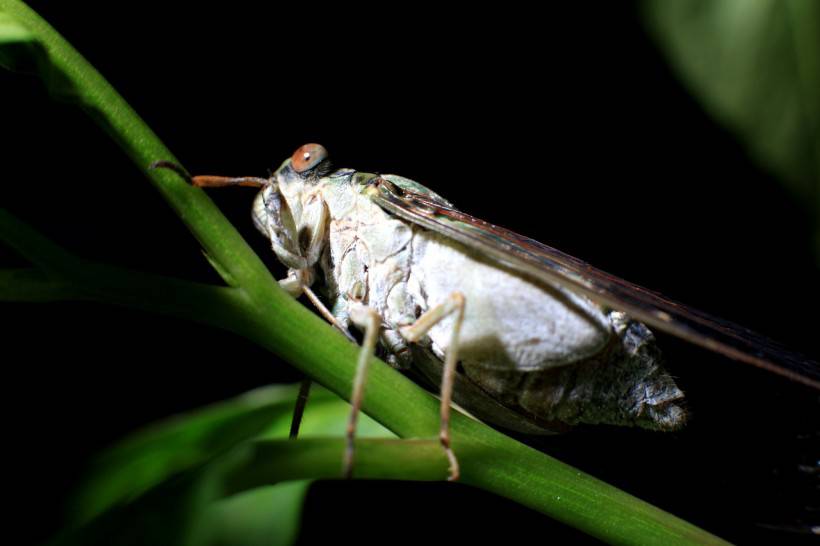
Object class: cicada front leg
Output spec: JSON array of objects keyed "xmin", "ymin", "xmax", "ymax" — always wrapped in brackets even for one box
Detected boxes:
[
  {"xmin": 256, "ymin": 185, "xmax": 350, "ymax": 332},
  {"xmin": 258, "ymin": 187, "xmax": 359, "ymax": 440},
  {"xmin": 149, "ymin": 161, "xmax": 352, "ymax": 437}
]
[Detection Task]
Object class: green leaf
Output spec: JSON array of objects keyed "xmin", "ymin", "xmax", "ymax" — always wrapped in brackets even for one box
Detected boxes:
[
  {"xmin": 71, "ymin": 384, "xmax": 394, "ymax": 527},
  {"xmin": 194, "ymin": 482, "xmax": 311, "ymax": 546},
  {"xmin": 53, "ymin": 468, "xmax": 216, "ymax": 546},
  {"xmin": 69, "ymin": 385, "xmax": 298, "ymax": 526},
  {"xmin": 641, "ymin": 0, "xmax": 820, "ymax": 243},
  {"xmin": 62, "ymin": 384, "xmax": 394, "ymax": 546}
]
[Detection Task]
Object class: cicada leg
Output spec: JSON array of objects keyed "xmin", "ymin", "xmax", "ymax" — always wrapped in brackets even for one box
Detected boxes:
[
  {"xmin": 268, "ymin": 199, "xmax": 353, "ymax": 440},
  {"xmin": 289, "ymin": 378, "xmax": 313, "ymax": 439},
  {"xmin": 284, "ymin": 283, "xmax": 356, "ymax": 440},
  {"xmin": 400, "ymin": 292, "xmax": 466, "ymax": 482},
  {"xmin": 280, "ymin": 273, "xmax": 356, "ymax": 440},
  {"xmin": 149, "ymin": 161, "xmax": 351, "ymax": 439},
  {"xmin": 344, "ymin": 303, "xmax": 383, "ymax": 478}
]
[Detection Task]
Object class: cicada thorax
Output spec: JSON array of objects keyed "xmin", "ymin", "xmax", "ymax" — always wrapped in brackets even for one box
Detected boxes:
[{"xmin": 319, "ymin": 172, "xmax": 420, "ymax": 363}]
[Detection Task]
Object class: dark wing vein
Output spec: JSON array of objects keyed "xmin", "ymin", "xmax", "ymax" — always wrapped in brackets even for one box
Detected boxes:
[{"xmin": 370, "ymin": 179, "xmax": 820, "ymax": 390}]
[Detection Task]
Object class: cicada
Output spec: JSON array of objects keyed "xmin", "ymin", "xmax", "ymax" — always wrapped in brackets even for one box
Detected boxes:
[{"xmin": 153, "ymin": 143, "xmax": 820, "ymax": 481}]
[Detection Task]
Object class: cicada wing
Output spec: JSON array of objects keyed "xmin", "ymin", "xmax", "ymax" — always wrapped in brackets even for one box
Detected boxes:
[{"xmin": 369, "ymin": 176, "xmax": 820, "ymax": 390}]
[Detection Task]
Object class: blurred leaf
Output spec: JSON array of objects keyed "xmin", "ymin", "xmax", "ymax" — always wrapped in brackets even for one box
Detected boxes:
[
  {"xmin": 53, "ymin": 468, "xmax": 215, "ymax": 546},
  {"xmin": 258, "ymin": 386, "xmax": 396, "ymax": 440},
  {"xmin": 60, "ymin": 384, "xmax": 393, "ymax": 546},
  {"xmin": 70, "ymin": 385, "xmax": 298, "ymax": 525},
  {"xmin": 641, "ymin": 0, "xmax": 820, "ymax": 235},
  {"xmin": 194, "ymin": 482, "xmax": 310, "ymax": 546}
]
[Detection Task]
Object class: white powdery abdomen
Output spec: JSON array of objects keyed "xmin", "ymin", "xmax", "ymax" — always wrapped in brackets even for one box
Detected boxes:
[{"xmin": 408, "ymin": 230, "xmax": 613, "ymax": 371}]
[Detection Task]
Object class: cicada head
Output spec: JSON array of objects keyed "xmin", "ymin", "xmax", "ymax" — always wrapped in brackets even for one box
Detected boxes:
[
  {"xmin": 290, "ymin": 143, "xmax": 328, "ymax": 174},
  {"xmin": 272, "ymin": 143, "xmax": 331, "ymax": 182}
]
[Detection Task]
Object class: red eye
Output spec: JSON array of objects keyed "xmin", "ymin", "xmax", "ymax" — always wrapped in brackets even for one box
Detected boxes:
[{"xmin": 290, "ymin": 143, "xmax": 328, "ymax": 173}]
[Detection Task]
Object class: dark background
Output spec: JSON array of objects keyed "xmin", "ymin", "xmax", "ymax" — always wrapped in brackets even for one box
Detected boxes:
[{"xmin": 2, "ymin": 2, "xmax": 818, "ymax": 545}]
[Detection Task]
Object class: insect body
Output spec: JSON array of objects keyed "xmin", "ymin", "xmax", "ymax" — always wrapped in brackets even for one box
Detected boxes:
[
  {"xmin": 152, "ymin": 143, "xmax": 819, "ymax": 480},
  {"xmin": 264, "ymin": 155, "xmax": 686, "ymax": 428}
]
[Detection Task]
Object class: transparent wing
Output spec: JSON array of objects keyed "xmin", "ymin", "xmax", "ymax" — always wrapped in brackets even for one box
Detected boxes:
[{"xmin": 369, "ymin": 176, "xmax": 820, "ymax": 390}]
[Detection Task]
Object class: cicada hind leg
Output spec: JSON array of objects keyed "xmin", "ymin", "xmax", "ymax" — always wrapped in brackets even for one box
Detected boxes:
[
  {"xmin": 345, "ymin": 292, "xmax": 465, "ymax": 482},
  {"xmin": 400, "ymin": 292, "xmax": 465, "ymax": 482}
]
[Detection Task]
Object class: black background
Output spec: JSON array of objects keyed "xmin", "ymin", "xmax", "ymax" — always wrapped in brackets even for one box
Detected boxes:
[{"xmin": 2, "ymin": 2, "xmax": 818, "ymax": 545}]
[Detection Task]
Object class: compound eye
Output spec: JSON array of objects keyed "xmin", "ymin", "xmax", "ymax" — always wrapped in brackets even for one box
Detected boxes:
[{"xmin": 291, "ymin": 143, "xmax": 328, "ymax": 173}]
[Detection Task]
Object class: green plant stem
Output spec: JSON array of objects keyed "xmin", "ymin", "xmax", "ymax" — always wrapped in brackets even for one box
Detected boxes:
[
  {"xmin": 0, "ymin": 2, "xmax": 729, "ymax": 545},
  {"xmin": 0, "ymin": 268, "xmax": 80, "ymax": 301},
  {"xmin": 221, "ymin": 438, "xmax": 451, "ymax": 495},
  {"xmin": 0, "ymin": 209, "xmax": 249, "ymax": 332}
]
